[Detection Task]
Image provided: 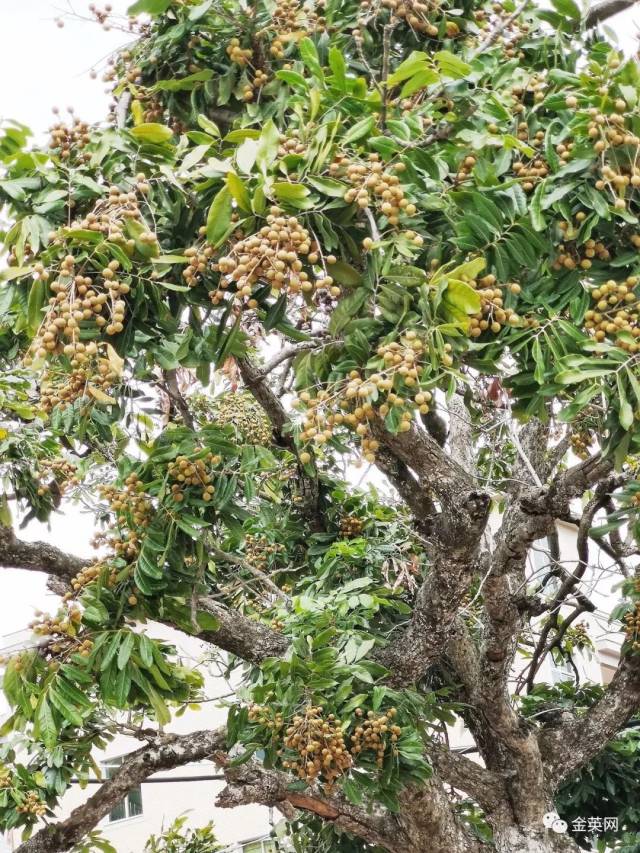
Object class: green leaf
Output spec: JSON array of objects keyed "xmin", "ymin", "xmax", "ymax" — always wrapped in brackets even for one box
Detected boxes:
[
  {"xmin": 236, "ymin": 138, "xmax": 259, "ymax": 174},
  {"xmin": 197, "ymin": 114, "xmax": 220, "ymax": 137},
  {"xmin": 307, "ymin": 176, "xmax": 348, "ymax": 198},
  {"xmin": 153, "ymin": 70, "xmax": 213, "ymax": 92},
  {"xmin": 127, "ymin": 0, "xmax": 171, "ymax": 13},
  {"xmin": 27, "ymin": 278, "xmax": 46, "ymax": 336},
  {"xmin": 36, "ymin": 699, "xmax": 57, "ymax": 750},
  {"xmin": 329, "ymin": 260, "xmax": 361, "ymax": 286},
  {"xmin": 551, "ymin": 0, "xmax": 580, "ymax": 18},
  {"xmin": 226, "ymin": 172, "xmax": 252, "ymax": 211},
  {"xmin": 275, "ymin": 70, "xmax": 309, "ymax": 91},
  {"xmin": 206, "ymin": 186, "xmax": 233, "ymax": 247},
  {"xmin": 130, "ymin": 123, "xmax": 174, "ymax": 144},
  {"xmin": 298, "ymin": 37, "xmax": 324, "ymax": 81},
  {"xmin": 272, "ymin": 182, "xmax": 310, "ymax": 201},
  {"xmin": 434, "ymin": 50, "xmax": 471, "ymax": 79},
  {"xmin": 328, "ymin": 47, "xmax": 347, "ymax": 90},
  {"xmin": 400, "ymin": 68, "xmax": 439, "ymax": 97},
  {"xmin": 256, "ymin": 119, "xmax": 280, "ymax": 175},
  {"xmin": 342, "ymin": 117, "xmax": 375, "ymax": 146},
  {"xmin": 386, "ymin": 52, "xmax": 429, "ymax": 86},
  {"xmin": 117, "ymin": 632, "xmax": 135, "ymax": 671},
  {"xmin": 530, "ymin": 181, "xmax": 546, "ymax": 231},
  {"xmin": 0, "ymin": 266, "xmax": 33, "ymax": 282},
  {"xmin": 556, "ymin": 367, "xmax": 614, "ymax": 383},
  {"xmin": 444, "ymin": 279, "xmax": 482, "ymax": 314},
  {"xmin": 617, "ymin": 374, "xmax": 634, "ymax": 430}
]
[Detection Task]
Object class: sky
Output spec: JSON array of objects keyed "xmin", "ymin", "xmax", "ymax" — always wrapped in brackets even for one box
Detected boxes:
[{"xmin": 1, "ymin": 0, "xmax": 640, "ymax": 634}]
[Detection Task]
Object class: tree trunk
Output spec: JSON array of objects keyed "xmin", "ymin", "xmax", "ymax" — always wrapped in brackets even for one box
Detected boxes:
[{"xmin": 494, "ymin": 826, "xmax": 580, "ymax": 853}]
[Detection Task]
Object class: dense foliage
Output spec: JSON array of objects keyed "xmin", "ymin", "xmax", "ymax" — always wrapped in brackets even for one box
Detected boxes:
[{"xmin": 1, "ymin": 0, "xmax": 640, "ymax": 851}]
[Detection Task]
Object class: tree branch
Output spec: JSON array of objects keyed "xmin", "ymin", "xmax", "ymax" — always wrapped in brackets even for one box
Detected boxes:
[
  {"xmin": 209, "ymin": 544, "xmax": 291, "ymax": 605},
  {"xmin": 585, "ymin": 0, "xmax": 639, "ymax": 27},
  {"xmin": 15, "ymin": 729, "xmax": 226, "ymax": 853},
  {"xmin": 0, "ymin": 527, "xmax": 288, "ymax": 665}
]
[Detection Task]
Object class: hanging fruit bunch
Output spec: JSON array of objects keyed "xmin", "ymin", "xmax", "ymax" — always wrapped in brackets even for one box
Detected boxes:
[{"xmin": 209, "ymin": 207, "xmax": 339, "ymax": 307}]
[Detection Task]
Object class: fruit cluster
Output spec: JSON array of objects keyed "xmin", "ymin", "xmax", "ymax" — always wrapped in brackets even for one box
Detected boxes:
[
  {"xmin": 88, "ymin": 3, "xmax": 114, "ymax": 30},
  {"xmin": 510, "ymin": 75, "xmax": 547, "ymax": 110},
  {"xmin": 98, "ymin": 474, "xmax": 154, "ymax": 558},
  {"xmin": 245, "ymin": 533, "xmax": 285, "ymax": 570},
  {"xmin": 379, "ymin": 0, "xmax": 442, "ymax": 35},
  {"xmin": 182, "ymin": 238, "xmax": 215, "ymax": 287},
  {"xmin": 585, "ymin": 277, "xmax": 640, "ymax": 350},
  {"xmin": 624, "ymin": 594, "xmax": 640, "ymax": 652},
  {"xmin": 278, "ymin": 131, "xmax": 307, "ymax": 158},
  {"xmin": 570, "ymin": 430, "xmax": 594, "ymax": 460},
  {"xmin": 35, "ymin": 458, "xmax": 79, "ymax": 497},
  {"xmin": 350, "ymin": 707, "xmax": 401, "ymax": 768},
  {"xmin": 296, "ymin": 332, "xmax": 442, "ymax": 460},
  {"xmin": 242, "ymin": 69, "xmax": 269, "ymax": 102},
  {"xmin": 564, "ymin": 621, "xmax": 591, "ymax": 649},
  {"xmin": 29, "ymin": 606, "xmax": 93, "ymax": 658},
  {"xmin": 212, "ymin": 207, "xmax": 338, "ymax": 306},
  {"xmin": 265, "ymin": 0, "xmax": 325, "ymax": 58},
  {"xmin": 467, "ymin": 274, "xmax": 521, "ymax": 337},
  {"xmin": 226, "ymin": 38, "xmax": 253, "ymax": 66},
  {"xmin": 25, "ymin": 254, "xmax": 130, "ymax": 354},
  {"xmin": 16, "ymin": 791, "xmax": 47, "ymax": 818},
  {"xmin": 512, "ymin": 156, "xmax": 550, "ymax": 192},
  {"xmin": 281, "ymin": 705, "xmax": 352, "ymax": 788},
  {"xmin": 552, "ymin": 225, "xmax": 611, "ymax": 271},
  {"xmin": 333, "ymin": 154, "xmax": 414, "ymax": 225},
  {"xmin": 71, "ymin": 176, "xmax": 151, "ymax": 240},
  {"xmin": 596, "ymin": 160, "xmax": 640, "ymax": 211},
  {"xmin": 455, "ymin": 154, "xmax": 478, "ymax": 183},
  {"xmin": 339, "ymin": 516, "xmax": 364, "ymax": 538},
  {"xmin": 65, "ymin": 560, "xmax": 117, "ymax": 598},
  {"xmin": 167, "ymin": 451, "xmax": 221, "ymax": 503},
  {"xmin": 48, "ymin": 114, "xmax": 91, "ymax": 163}
]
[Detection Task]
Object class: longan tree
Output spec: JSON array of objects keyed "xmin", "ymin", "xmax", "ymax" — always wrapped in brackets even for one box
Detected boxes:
[{"xmin": 2, "ymin": 0, "xmax": 640, "ymax": 851}]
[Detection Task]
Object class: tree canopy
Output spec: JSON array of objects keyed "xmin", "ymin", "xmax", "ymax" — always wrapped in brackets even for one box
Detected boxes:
[{"xmin": 1, "ymin": 0, "xmax": 640, "ymax": 851}]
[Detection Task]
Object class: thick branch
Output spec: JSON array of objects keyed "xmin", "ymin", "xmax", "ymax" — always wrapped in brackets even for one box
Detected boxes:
[
  {"xmin": 428, "ymin": 740, "xmax": 507, "ymax": 813},
  {"xmin": 372, "ymin": 419, "xmax": 489, "ymax": 685},
  {"xmin": 15, "ymin": 729, "xmax": 226, "ymax": 853},
  {"xmin": 374, "ymin": 447, "xmax": 435, "ymax": 538},
  {"xmin": 585, "ymin": 0, "xmax": 639, "ymax": 26},
  {"xmin": 0, "ymin": 525, "xmax": 86, "ymax": 584},
  {"xmin": 0, "ymin": 527, "xmax": 288, "ymax": 665},
  {"xmin": 219, "ymin": 760, "xmax": 405, "ymax": 851}
]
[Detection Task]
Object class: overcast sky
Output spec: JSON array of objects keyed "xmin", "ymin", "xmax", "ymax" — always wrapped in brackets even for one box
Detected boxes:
[{"xmin": 1, "ymin": 0, "xmax": 640, "ymax": 634}]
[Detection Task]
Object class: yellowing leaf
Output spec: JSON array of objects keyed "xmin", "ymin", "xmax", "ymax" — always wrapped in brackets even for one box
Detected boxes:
[
  {"xmin": 105, "ymin": 344, "xmax": 124, "ymax": 378},
  {"xmin": 130, "ymin": 123, "xmax": 174, "ymax": 145},
  {"xmin": 88, "ymin": 386, "xmax": 116, "ymax": 405}
]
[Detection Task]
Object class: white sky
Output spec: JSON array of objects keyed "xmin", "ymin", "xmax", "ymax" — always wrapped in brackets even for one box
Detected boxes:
[{"xmin": 1, "ymin": 0, "xmax": 640, "ymax": 633}]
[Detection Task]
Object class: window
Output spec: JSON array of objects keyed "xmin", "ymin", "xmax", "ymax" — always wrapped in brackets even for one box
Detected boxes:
[
  {"xmin": 242, "ymin": 840, "xmax": 276, "ymax": 853},
  {"xmin": 550, "ymin": 654, "xmax": 574, "ymax": 684},
  {"xmin": 103, "ymin": 757, "xmax": 143, "ymax": 823}
]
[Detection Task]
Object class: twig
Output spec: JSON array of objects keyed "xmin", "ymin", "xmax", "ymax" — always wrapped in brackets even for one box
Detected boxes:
[
  {"xmin": 209, "ymin": 544, "xmax": 291, "ymax": 606},
  {"xmin": 470, "ymin": 0, "xmax": 530, "ymax": 59}
]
